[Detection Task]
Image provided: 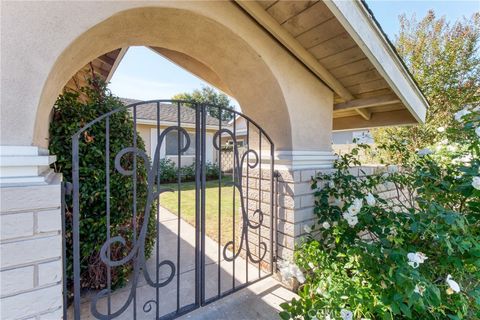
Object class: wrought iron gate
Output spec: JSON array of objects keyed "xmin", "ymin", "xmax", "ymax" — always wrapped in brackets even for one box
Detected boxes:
[{"xmin": 63, "ymin": 100, "xmax": 275, "ymax": 319}]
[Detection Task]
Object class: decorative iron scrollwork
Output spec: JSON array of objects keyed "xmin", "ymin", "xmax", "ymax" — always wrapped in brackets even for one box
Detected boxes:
[
  {"xmin": 213, "ymin": 129, "xmax": 268, "ymax": 264},
  {"xmin": 90, "ymin": 126, "xmax": 190, "ymax": 319}
]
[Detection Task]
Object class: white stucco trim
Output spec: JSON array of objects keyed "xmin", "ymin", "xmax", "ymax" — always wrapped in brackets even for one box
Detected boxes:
[
  {"xmin": 324, "ymin": 0, "xmax": 428, "ymax": 123},
  {"xmin": 0, "ymin": 146, "xmax": 57, "ymax": 186},
  {"xmin": 273, "ymin": 150, "xmax": 337, "ymax": 170}
]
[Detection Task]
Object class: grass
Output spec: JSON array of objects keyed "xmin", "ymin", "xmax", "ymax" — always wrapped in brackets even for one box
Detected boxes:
[{"xmin": 159, "ymin": 179, "xmax": 241, "ymax": 245}]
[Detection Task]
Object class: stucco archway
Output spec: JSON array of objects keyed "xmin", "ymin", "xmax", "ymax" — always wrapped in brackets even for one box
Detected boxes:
[{"xmin": 33, "ymin": 6, "xmax": 292, "ymax": 151}]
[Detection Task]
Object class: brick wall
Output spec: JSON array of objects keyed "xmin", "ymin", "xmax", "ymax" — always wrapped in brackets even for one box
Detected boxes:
[
  {"xmin": 242, "ymin": 165, "xmax": 398, "ymax": 270},
  {"xmin": 0, "ymin": 176, "xmax": 63, "ymax": 320}
]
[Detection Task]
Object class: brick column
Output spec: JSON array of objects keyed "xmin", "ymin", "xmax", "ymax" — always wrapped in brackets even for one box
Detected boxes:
[
  {"xmin": 241, "ymin": 150, "xmax": 337, "ymax": 271},
  {"xmin": 0, "ymin": 146, "xmax": 63, "ymax": 319}
]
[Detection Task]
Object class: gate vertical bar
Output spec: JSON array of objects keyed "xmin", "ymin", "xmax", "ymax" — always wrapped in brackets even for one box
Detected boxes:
[
  {"xmin": 72, "ymin": 136, "xmax": 80, "ymax": 320},
  {"xmin": 245, "ymin": 120, "xmax": 249, "ymax": 283},
  {"xmin": 232, "ymin": 115, "xmax": 236, "ymax": 290},
  {"xmin": 176, "ymin": 101, "xmax": 182, "ymax": 312},
  {"xmin": 132, "ymin": 106, "xmax": 138, "ymax": 319},
  {"xmin": 105, "ymin": 117, "xmax": 112, "ymax": 316},
  {"xmin": 194, "ymin": 104, "xmax": 201, "ymax": 307},
  {"xmin": 217, "ymin": 108, "xmax": 222, "ymax": 298},
  {"xmin": 200, "ymin": 104, "xmax": 207, "ymax": 304},
  {"xmin": 155, "ymin": 101, "xmax": 160, "ymax": 320}
]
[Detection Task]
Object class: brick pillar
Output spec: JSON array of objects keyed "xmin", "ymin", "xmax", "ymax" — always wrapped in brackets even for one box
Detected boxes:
[
  {"xmin": 241, "ymin": 150, "xmax": 337, "ymax": 274},
  {"xmin": 0, "ymin": 146, "xmax": 63, "ymax": 319}
]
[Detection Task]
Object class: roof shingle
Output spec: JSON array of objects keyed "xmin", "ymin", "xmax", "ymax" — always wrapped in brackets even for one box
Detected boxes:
[{"xmin": 121, "ymin": 98, "xmax": 224, "ymax": 126}]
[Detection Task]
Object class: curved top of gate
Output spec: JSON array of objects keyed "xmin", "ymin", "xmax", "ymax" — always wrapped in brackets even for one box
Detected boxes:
[{"xmin": 72, "ymin": 99, "xmax": 274, "ymax": 146}]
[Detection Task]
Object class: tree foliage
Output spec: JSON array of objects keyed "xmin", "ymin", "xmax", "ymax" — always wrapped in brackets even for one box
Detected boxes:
[
  {"xmin": 373, "ymin": 11, "xmax": 480, "ymax": 154},
  {"xmin": 172, "ymin": 85, "xmax": 235, "ymax": 121},
  {"xmin": 49, "ymin": 78, "xmax": 156, "ymax": 290}
]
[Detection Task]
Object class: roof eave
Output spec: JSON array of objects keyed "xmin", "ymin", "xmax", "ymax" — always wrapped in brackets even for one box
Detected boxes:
[{"xmin": 323, "ymin": 0, "xmax": 429, "ymax": 123}]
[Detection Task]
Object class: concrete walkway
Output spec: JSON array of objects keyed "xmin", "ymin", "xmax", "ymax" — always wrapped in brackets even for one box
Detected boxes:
[{"xmin": 70, "ymin": 208, "xmax": 297, "ymax": 319}]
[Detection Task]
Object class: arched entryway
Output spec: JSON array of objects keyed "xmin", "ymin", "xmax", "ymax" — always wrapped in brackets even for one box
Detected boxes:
[
  {"xmin": 0, "ymin": 3, "xmax": 336, "ymax": 318},
  {"xmin": 33, "ymin": 6, "xmax": 293, "ymax": 151}
]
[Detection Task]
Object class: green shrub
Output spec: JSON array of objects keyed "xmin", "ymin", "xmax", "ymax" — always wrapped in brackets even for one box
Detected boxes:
[
  {"xmin": 49, "ymin": 78, "xmax": 156, "ymax": 290},
  {"xmin": 160, "ymin": 159, "xmax": 220, "ymax": 183},
  {"xmin": 159, "ymin": 158, "xmax": 178, "ymax": 183},
  {"xmin": 179, "ymin": 163, "xmax": 195, "ymax": 181},
  {"xmin": 280, "ymin": 105, "xmax": 480, "ymax": 319},
  {"xmin": 205, "ymin": 162, "xmax": 221, "ymax": 180}
]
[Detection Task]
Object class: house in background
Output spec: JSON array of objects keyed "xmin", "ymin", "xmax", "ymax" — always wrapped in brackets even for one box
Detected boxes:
[
  {"xmin": 122, "ymin": 98, "xmax": 222, "ymax": 166},
  {"xmin": 332, "ymin": 130, "xmax": 374, "ymax": 144},
  {"xmin": 222, "ymin": 115, "xmax": 248, "ymax": 148}
]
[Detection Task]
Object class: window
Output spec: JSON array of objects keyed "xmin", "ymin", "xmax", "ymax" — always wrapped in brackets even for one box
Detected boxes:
[
  {"xmin": 165, "ymin": 131, "xmax": 195, "ymax": 156},
  {"xmin": 226, "ymin": 139, "xmax": 245, "ymax": 148}
]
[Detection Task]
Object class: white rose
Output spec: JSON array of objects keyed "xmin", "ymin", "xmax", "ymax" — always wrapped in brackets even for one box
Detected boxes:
[
  {"xmin": 346, "ymin": 215, "xmax": 359, "ymax": 227},
  {"xmin": 472, "ymin": 176, "xmax": 480, "ymax": 190},
  {"xmin": 437, "ymin": 127, "xmax": 445, "ymax": 132},
  {"xmin": 322, "ymin": 221, "xmax": 331, "ymax": 229},
  {"xmin": 407, "ymin": 252, "xmax": 428, "ymax": 268},
  {"xmin": 347, "ymin": 204, "xmax": 360, "ymax": 215},
  {"xmin": 365, "ymin": 193, "xmax": 376, "ymax": 206},
  {"xmin": 328, "ymin": 180, "xmax": 335, "ymax": 188},
  {"xmin": 417, "ymin": 148, "xmax": 433, "ymax": 156},
  {"xmin": 414, "ymin": 284, "xmax": 425, "ymax": 296},
  {"xmin": 290, "ymin": 264, "xmax": 305, "ymax": 284},
  {"xmin": 296, "ymin": 273, "xmax": 306, "ymax": 284},
  {"xmin": 446, "ymin": 274, "xmax": 461, "ymax": 294},
  {"xmin": 340, "ymin": 309, "xmax": 353, "ymax": 320}
]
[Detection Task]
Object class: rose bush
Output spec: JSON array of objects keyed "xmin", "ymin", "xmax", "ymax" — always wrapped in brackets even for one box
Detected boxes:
[{"xmin": 280, "ymin": 105, "xmax": 479, "ymax": 319}]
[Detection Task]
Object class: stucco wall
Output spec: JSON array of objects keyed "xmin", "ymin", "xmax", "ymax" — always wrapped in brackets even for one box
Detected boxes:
[
  {"xmin": 137, "ymin": 124, "xmax": 152, "ymax": 157},
  {"xmin": 1, "ymin": 1, "xmax": 333, "ymax": 154}
]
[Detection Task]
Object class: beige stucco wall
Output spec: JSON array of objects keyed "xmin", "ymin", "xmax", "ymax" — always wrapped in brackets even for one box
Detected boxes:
[
  {"xmin": 1, "ymin": 1, "xmax": 333, "ymax": 154},
  {"xmin": 137, "ymin": 123, "xmax": 219, "ymax": 164},
  {"xmin": 137, "ymin": 124, "xmax": 152, "ymax": 157}
]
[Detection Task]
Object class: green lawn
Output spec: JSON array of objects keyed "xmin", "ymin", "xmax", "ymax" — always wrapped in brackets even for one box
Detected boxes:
[{"xmin": 159, "ymin": 179, "xmax": 241, "ymax": 245}]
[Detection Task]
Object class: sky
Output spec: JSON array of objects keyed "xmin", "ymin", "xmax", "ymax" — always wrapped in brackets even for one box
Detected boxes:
[{"xmin": 109, "ymin": 1, "xmax": 479, "ymax": 105}]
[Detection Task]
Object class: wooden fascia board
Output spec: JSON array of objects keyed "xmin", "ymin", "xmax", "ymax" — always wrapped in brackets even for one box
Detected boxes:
[
  {"xmin": 324, "ymin": 0, "xmax": 428, "ymax": 123},
  {"xmin": 333, "ymin": 109, "xmax": 417, "ymax": 131},
  {"xmin": 106, "ymin": 47, "xmax": 129, "ymax": 82},
  {"xmin": 235, "ymin": 0, "xmax": 354, "ymax": 101}
]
